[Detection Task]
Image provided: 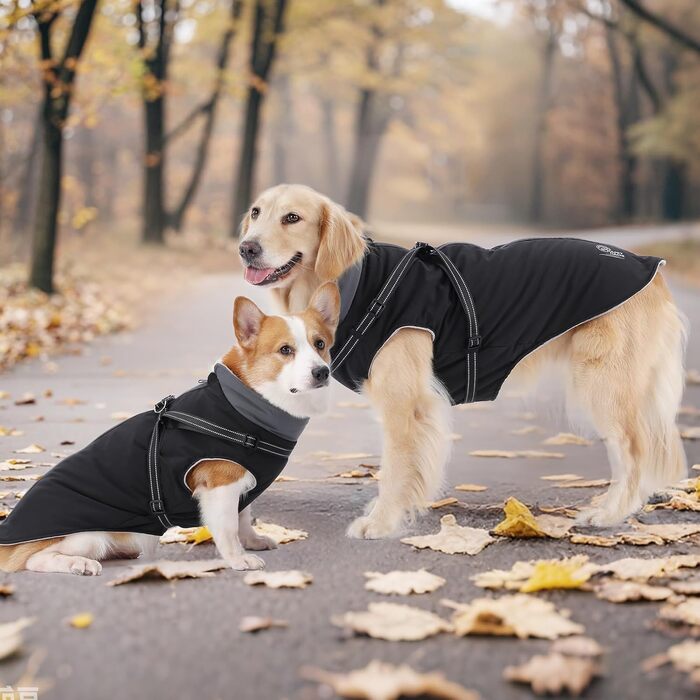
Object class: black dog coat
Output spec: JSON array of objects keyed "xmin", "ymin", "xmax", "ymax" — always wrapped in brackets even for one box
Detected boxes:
[
  {"xmin": 0, "ymin": 363, "xmax": 307, "ymax": 545},
  {"xmin": 332, "ymin": 238, "xmax": 664, "ymax": 404}
]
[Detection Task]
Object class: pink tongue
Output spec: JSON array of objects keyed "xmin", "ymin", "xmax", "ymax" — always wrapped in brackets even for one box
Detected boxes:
[{"xmin": 245, "ymin": 266, "xmax": 275, "ymax": 285}]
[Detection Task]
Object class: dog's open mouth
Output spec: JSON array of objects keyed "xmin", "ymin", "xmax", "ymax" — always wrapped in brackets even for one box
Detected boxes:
[{"xmin": 244, "ymin": 253, "xmax": 302, "ymax": 286}]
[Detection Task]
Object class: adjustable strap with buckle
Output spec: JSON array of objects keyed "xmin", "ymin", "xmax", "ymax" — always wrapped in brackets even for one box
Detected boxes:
[
  {"xmin": 331, "ymin": 242, "xmax": 430, "ymax": 374},
  {"xmin": 147, "ymin": 395, "xmax": 176, "ymax": 529}
]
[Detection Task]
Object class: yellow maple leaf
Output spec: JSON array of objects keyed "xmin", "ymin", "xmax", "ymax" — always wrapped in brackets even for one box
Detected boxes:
[
  {"xmin": 493, "ymin": 498, "xmax": 545, "ymax": 537},
  {"xmin": 186, "ymin": 526, "xmax": 213, "ymax": 545},
  {"xmin": 520, "ymin": 561, "xmax": 591, "ymax": 593}
]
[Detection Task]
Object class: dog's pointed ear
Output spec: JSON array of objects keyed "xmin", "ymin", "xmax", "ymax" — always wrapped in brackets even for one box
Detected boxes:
[
  {"xmin": 308, "ymin": 282, "xmax": 341, "ymax": 332},
  {"xmin": 315, "ymin": 202, "xmax": 366, "ymax": 282},
  {"xmin": 233, "ymin": 297, "xmax": 265, "ymax": 349}
]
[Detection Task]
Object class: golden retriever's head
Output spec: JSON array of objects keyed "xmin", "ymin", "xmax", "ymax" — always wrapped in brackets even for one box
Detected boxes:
[{"xmin": 238, "ymin": 184, "xmax": 366, "ymax": 291}]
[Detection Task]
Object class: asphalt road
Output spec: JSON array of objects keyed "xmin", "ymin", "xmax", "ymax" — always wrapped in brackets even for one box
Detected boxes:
[{"xmin": 0, "ymin": 231, "xmax": 698, "ymax": 700}]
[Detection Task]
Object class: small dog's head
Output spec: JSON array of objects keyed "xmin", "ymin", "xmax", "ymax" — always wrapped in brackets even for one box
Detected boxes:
[
  {"xmin": 225, "ymin": 282, "xmax": 341, "ymax": 417},
  {"xmin": 238, "ymin": 184, "xmax": 366, "ymax": 290}
]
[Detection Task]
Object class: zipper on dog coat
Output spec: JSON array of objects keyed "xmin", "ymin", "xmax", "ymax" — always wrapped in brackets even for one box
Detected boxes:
[
  {"xmin": 332, "ymin": 238, "xmax": 665, "ymax": 404},
  {"xmin": 0, "ymin": 364, "xmax": 307, "ymax": 545}
]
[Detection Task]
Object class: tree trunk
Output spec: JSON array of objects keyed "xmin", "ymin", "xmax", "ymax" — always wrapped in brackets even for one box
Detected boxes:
[
  {"xmin": 232, "ymin": 87, "xmax": 263, "ymax": 232},
  {"xmin": 529, "ymin": 29, "xmax": 557, "ymax": 223},
  {"xmin": 271, "ymin": 73, "xmax": 292, "ymax": 185},
  {"xmin": 142, "ymin": 95, "xmax": 167, "ymax": 243},
  {"xmin": 321, "ymin": 96, "xmax": 341, "ymax": 201},
  {"xmin": 14, "ymin": 107, "xmax": 43, "ymax": 238},
  {"xmin": 661, "ymin": 161, "xmax": 686, "ymax": 221}
]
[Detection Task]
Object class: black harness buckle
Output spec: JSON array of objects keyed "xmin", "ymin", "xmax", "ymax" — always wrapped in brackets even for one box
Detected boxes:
[
  {"xmin": 154, "ymin": 395, "xmax": 175, "ymax": 414},
  {"xmin": 467, "ymin": 335, "xmax": 482, "ymax": 352},
  {"xmin": 149, "ymin": 499, "xmax": 165, "ymax": 515},
  {"xmin": 243, "ymin": 435, "xmax": 258, "ymax": 449},
  {"xmin": 368, "ymin": 298, "xmax": 385, "ymax": 319}
]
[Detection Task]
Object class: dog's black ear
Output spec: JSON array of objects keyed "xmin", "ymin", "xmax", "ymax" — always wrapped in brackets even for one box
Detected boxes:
[
  {"xmin": 308, "ymin": 282, "xmax": 340, "ymax": 331},
  {"xmin": 315, "ymin": 202, "xmax": 366, "ymax": 282},
  {"xmin": 233, "ymin": 297, "xmax": 265, "ymax": 348}
]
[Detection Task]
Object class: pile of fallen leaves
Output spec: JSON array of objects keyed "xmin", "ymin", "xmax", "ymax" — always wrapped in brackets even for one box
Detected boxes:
[{"xmin": 0, "ymin": 265, "xmax": 130, "ymax": 371}]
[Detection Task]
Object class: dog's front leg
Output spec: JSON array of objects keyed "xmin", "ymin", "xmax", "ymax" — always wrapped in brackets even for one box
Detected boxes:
[
  {"xmin": 347, "ymin": 329, "xmax": 452, "ymax": 539},
  {"xmin": 197, "ymin": 480, "xmax": 265, "ymax": 571}
]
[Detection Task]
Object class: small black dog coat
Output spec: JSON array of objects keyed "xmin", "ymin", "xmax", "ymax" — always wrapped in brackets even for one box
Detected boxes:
[
  {"xmin": 332, "ymin": 238, "xmax": 664, "ymax": 404},
  {"xmin": 0, "ymin": 363, "xmax": 307, "ymax": 545}
]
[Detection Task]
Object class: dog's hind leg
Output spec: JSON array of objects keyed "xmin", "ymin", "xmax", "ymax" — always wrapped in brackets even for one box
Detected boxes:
[{"xmin": 347, "ymin": 329, "xmax": 452, "ymax": 539}]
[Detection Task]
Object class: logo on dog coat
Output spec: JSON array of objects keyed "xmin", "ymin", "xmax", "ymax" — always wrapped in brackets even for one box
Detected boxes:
[{"xmin": 596, "ymin": 244, "xmax": 625, "ymax": 259}]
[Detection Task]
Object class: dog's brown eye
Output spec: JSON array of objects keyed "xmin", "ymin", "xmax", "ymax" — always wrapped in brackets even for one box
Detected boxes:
[
  {"xmin": 279, "ymin": 345, "xmax": 293, "ymax": 356},
  {"xmin": 282, "ymin": 212, "xmax": 300, "ymax": 224},
  {"xmin": 314, "ymin": 339, "xmax": 325, "ymax": 350},
  {"xmin": 251, "ymin": 207, "xmax": 260, "ymax": 220}
]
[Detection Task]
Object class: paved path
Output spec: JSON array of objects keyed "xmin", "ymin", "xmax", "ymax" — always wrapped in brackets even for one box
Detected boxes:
[{"xmin": 0, "ymin": 230, "xmax": 698, "ymax": 700}]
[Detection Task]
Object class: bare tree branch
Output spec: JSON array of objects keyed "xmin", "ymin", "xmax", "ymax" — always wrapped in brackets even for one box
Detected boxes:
[{"xmin": 618, "ymin": 0, "xmax": 700, "ymax": 55}]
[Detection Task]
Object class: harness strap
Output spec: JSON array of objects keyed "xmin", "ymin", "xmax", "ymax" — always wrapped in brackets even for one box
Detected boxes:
[
  {"xmin": 146, "ymin": 397, "xmax": 293, "ymax": 526},
  {"xmin": 331, "ymin": 241, "xmax": 481, "ymax": 403}
]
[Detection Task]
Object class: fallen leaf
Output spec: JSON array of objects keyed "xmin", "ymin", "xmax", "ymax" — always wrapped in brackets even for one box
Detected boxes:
[
  {"xmin": 0, "ymin": 391, "xmax": 9, "ymax": 400},
  {"xmin": 60, "ymin": 439, "xmax": 75, "ymax": 446},
  {"xmin": 107, "ymin": 559, "xmax": 227, "ymax": 586},
  {"xmin": 14, "ymin": 394, "xmax": 36, "ymax": 406},
  {"xmin": 687, "ymin": 369, "xmax": 700, "ymax": 385},
  {"xmin": 333, "ymin": 602, "xmax": 452, "ymax": 641},
  {"xmin": 504, "ymin": 652, "xmax": 601, "ymax": 695},
  {"xmin": 0, "ymin": 618, "xmax": 34, "ymax": 660},
  {"xmin": 469, "ymin": 450, "xmax": 564, "ymax": 459},
  {"xmin": 239, "ymin": 616, "xmax": 288, "ymax": 633},
  {"xmin": 244, "ymin": 570, "xmax": 313, "ymax": 589},
  {"xmin": 616, "ymin": 532, "xmax": 665, "ymax": 546},
  {"xmin": 630, "ymin": 522, "xmax": 700, "ymax": 542},
  {"xmin": 430, "ymin": 497, "xmax": 459, "ymax": 509},
  {"xmin": 669, "ymin": 580, "xmax": 700, "ymax": 596},
  {"xmin": 364, "ymin": 570, "xmax": 446, "ymax": 596},
  {"xmin": 570, "ymin": 534, "xmax": 621, "ymax": 547},
  {"xmin": 319, "ymin": 452, "xmax": 374, "ymax": 461},
  {"xmin": 0, "ymin": 585, "xmax": 14, "ymax": 597},
  {"xmin": 543, "ymin": 432, "xmax": 593, "ymax": 446},
  {"xmin": 13, "ymin": 444, "xmax": 45, "ymax": 454},
  {"xmin": 595, "ymin": 555, "xmax": 700, "ymax": 581},
  {"xmin": 555, "ymin": 479, "xmax": 610, "ymax": 489},
  {"xmin": 472, "ymin": 556, "xmax": 593, "ymax": 591},
  {"xmin": 401, "ymin": 514, "xmax": 495, "ymax": 555},
  {"xmin": 551, "ymin": 636, "xmax": 604, "ymax": 658},
  {"xmin": 253, "ymin": 520, "xmax": 308, "ymax": 544},
  {"xmin": 511, "ymin": 425, "xmax": 544, "ymax": 435},
  {"xmin": 668, "ymin": 640, "xmax": 700, "ymax": 672},
  {"xmin": 58, "ymin": 398, "xmax": 86, "ymax": 406},
  {"xmin": 682, "ymin": 426, "xmax": 700, "ymax": 440},
  {"xmin": 454, "ymin": 483, "xmax": 487, "ymax": 492},
  {"xmin": 493, "ymin": 497, "xmax": 574, "ymax": 539},
  {"xmin": 301, "ymin": 661, "xmax": 478, "ymax": 700},
  {"xmin": 0, "ymin": 474, "xmax": 40, "ymax": 482},
  {"xmin": 69, "ymin": 612, "xmax": 94, "ymax": 628},
  {"xmin": 540, "ymin": 473, "xmax": 582, "ymax": 481},
  {"xmin": 274, "ymin": 475, "xmax": 298, "ymax": 482},
  {"xmin": 520, "ymin": 560, "xmax": 592, "ymax": 593},
  {"xmin": 110, "ymin": 411, "xmax": 132, "ymax": 421},
  {"xmin": 335, "ymin": 468, "xmax": 377, "ymax": 479},
  {"xmin": 659, "ymin": 599, "xmax": 700, "ymax": 627},
  {"xmin": 444, "ymin": 595, "xmax": 584, "ymax": 639},
  {"xmin": 595, "ymin": 580, "xmax": 674, "ymax": 603},
  {"xmin": 0, "ymin": 427, "xmax": 22, "ymax": 437}
]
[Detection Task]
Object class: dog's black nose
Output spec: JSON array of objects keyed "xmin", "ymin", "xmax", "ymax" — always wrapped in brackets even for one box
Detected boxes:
[
  {"xmin": 311, "ymin": 366, "xmax": 330, "ymax": 384},
  {"xmin": 239, "ymin": 240, "xmax": 262, "ymax": 262}
]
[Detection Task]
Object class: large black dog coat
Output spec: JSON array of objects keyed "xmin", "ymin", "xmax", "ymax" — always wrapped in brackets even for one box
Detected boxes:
[
  {"xmin": 332, "ymin": 238, "xmax": 664, "ymax": 404},
  {"xmin": 0, "ymin": 364, "xmax": 307, "ymax": 545}
]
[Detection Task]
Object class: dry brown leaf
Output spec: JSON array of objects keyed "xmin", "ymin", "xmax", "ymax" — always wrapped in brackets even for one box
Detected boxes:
[
  {"xmin": 107, "ymin": 559, "xmax": 227, "ymax": 586},
  {"xmin": 469, "ymin": 449, "xmax": 564, "ymax": 459},
  {"xmin": 13, "ymin": 444, "xmax": 45, "ymax": 454},
  {"xmin": 0, "ymin": 618, "xmax": 34, "ymax": 660},
  {"xmin": 540, "ymin": 473, "xmax": 582, "ymax": 481},
  {"xmin": 335, "ymin": 468, "xmax": 377, "ymax": 479},
  {"xmin": 504, "ymin": 652, "xmax": 601, "ymax": 695},
  {"xmin": 14, "ymin": 394, "xmax": 36, "ymax": 405},
  {"xmin": 551, "ymin": 636, "xmax": 604, "ymax": 658},
  {"xmin": 595, "ymin": 580, "xmax": 674, "ymax": 603},
  {"xmin": 668, "ymin": 640, "xmax": 700, "ymax": 672},
  {"xmin": 333, "ymin": 602, "xmax": 452, "ymax": 641},
  {"xmin": 556, "ymin": 479, "xmax": 610, "ymax": 489},
  {"xmin": 401, "ymin": 514, "xmax": 495, "ymax": 555},
  {"xmin": 630, "ymin": 521, "xmax": 700, "ymax": 542},
  {"xmin": 0, "ymin": 584, "xmax": 15, "ymax": 597},
  {"xmin": 430, "ymin": 497, "xmax": 459, "ymax": 509},
  {"xmin": 616, "ymin": 532, "xmax": 665, "ymax": 546},
  {"xmin": 244, "ymin": 570, "xmax": 312, "ymax": 589},
  {"xmin": 454, "ymin": 483, "xmax": 487, "ymax": 492},
  {"xmin": 659, "ymin": 599, "xmax": 700, "ymax": 627},
  {"xmin": 239, "ymin": 616, "xmax": 288, "ymax": 633},
  {"xmin": 669, "ymin": 580, "xmax": 700, "ymax": 596},
  {"xmin": 0, "ymin": 474, "xmax": 40, "ymax": 482},
  {"xmin": 364, "ymin": 570, "xmax": 446, "ymax": 596},
  {"xmin": 493, "ymin": 497, "xmax": 574, "ymax": 539},
  {"xmin": 594, "ymin": 554, "xmax": 700, "ymax": 581},
  {"xmin": 274, "ymin": 474, "xmax": 298, "ymax": 482},
  {"xmin": 444, "ymin": 595, "xmax": 584, "ymax": 639},
  {"xmin": 471, "ymin": 556, "xmax": 593, "ymax": 591},
  {"xmin": 301, "ymin": 661, "xmax": 478, "ymax": 700},
  {"xmin": 543, "ymin": 433, "xmax": 593, "ymax": 446},
  {"xmin": 253, "ymin": 520, "xmax": 308, "ymax": 545},
  {"xmin": 570, "ymin": 534, "xmax": 621, "ymax": 547}
]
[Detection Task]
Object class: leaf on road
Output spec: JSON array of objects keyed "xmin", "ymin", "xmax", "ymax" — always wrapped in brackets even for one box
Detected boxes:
[
  {"xmin": 595, "ymin": 581, "xmax": 674, "ymax": 603},
  {"xmin": 401, "ymin": 514, "xmax": 495, "ymax": 555},
  {"xmin": 493, "ymin": 498, "xmax": 574, "ymax": 539},
  {"xmin": 570, "ymin": 534, "xmax": 621, "ymax": 547},
  {"xmin": 333, "ymin": 602, "xmax": 452, "ymax": 641},
  {"xmin": 543, "ymin": 433, "xmax": 593, "ymax": 446},
  {"xmin": 364, "ymin": 570, "xmax": 446, "ymax": 596},
  {"xmin": 0, "ymin": 618, "xmax": 34, "ymax": 661},
  {"xmin": 430, "ymin": 497, "xmax": 459, "ymax": 509},
  {"xmin": 504, "ymin": 652, "xmax": 601, "ymax": 696},
  {"xmin": 540, "ymin": 473, "xmax": 582, "ymax": 481},
  {"xmin": 630, "ymin": 522, "xmax": 700, "ymax": 542},
  {"xmin": 244, "ymin": 570, "xmax": 313, "ymax": 589},
  {"xmin": 469, "ymin": 450, "xmax": 564, "ymax": 459},
  {"xmin": 555, "ymin": 479, "xmax": 610, "ymax": 489},
  {"xmin": 301, "ymin": 661, "xmax": 478, "ymax": 700},
  {"xmin": 253, "ymin": 520, "xmax": 308, "ymax": 545},
  {"xmin": 520, "ymin": 560, "xmax": 592, "ymax": 593},
  {"xmin": 319, "ymin": 452, "xmax": 374, "ymax": 462},
  {"xmin": 14, "ymin": 394, "xmax": 36, "ymax": 405},
  {"xmin": 107, "ymin": 559, "xmax": 227, "ymax": 586},
  {"xmin": 511, "ymin": 425, "xmax": 544, "ymax": 435},
  {"xmin": 551, "ymin": 636, "xmax": 605, "ymax": 658},
  {"xmin": 13, "ymin": 444, "xmax": 44, "ymax": 454},
  {"xmin": 594, "ymin": 555, "xmax": 700, "ymax": 581},
  {"xmin": 659, "ymin": 599, "xmax": 700, "ymax": 627},
  {"xmin": 681, "ymin": 427, "xmax": 700, "ymax": 440},
  {"xmin": 0, "ymin": 474, "xmax": 40, "ymax": 482},
  {"xmin": 239, "ymin": 616, "xmax": 288, "ymax": 633},
  {"xmin": 0, "ymin": 427, "xmax": 23, "ymax": 437},
  {"xmin": 454, "ymin": 483, "xmax": 487, "ymax": 492},
  {"xmin": 669, "ymin": 580, "xmax": 700, "ymax": 596},
  {"xmin": 472, "ymin": 556, "xmax": 593, "ymax": 591},
  {"xmin": 0, "ymin": 585, "xmax": 15, "ymax": 597},
  {"xmin": 335, "ymin": 467, "xmax": 377, "ymax": 479},
  {"xmin": 69, "ymin": 613, "xmax": 94, "ymax": 629},
  {"xmin": 668, "ymin": 640, "xmax": 700, "ymax": 672},
  {"xmin": 444, "ymin": 595, "xmax": 584, "ymax": 639}
]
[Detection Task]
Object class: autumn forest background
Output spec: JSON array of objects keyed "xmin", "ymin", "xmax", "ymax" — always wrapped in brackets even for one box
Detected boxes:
[{"xmin": 0, "ymin": 0, "xmax": 699, "ymax": 306}]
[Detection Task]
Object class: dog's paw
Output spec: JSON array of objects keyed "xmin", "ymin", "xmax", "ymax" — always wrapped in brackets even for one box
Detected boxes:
[
  {"xmin": 575, "ymin": 507, "xmax": 624, "ymax": 529},
  {"xmin": 346, "ymin": 514, "xmax": 398, "ymax": 540},
  {"xmin": 229, "ymin": 553, "xmax": 265, "ymax": 571},
  {"xmin": 69, "ymin": 557, "xmax": 102, "ymax": 576},
  {"xmin": 239, "ymin": 533, "xmax": 278, "ymax": 551}
]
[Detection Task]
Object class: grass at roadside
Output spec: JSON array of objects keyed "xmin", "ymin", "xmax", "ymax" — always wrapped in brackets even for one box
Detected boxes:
[{"xmin": 642, "ymin": 238, "xmax": 700, "ymax": 288}]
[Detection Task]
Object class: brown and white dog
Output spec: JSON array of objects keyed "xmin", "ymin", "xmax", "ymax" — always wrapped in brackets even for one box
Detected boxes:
[
  {"xmin": 0, "ymin": 284, "xmax": 340, "ymax": 574},
  {"xmin": 238, "ymin": 183, "xmax": 688, "ymax": 538}
]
